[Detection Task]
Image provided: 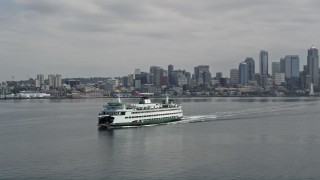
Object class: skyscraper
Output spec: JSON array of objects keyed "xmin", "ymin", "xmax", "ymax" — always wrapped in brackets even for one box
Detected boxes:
[
  {"xmin": 284, "ymin": 55, "xmax": 300, "ymax": 78},
  {"xmin": 272, "ymin": 62, "xmax": 280, "ymax": 79},
  {"xmin": 48, "ymin": 74, "xmax": 55, "ymax": 88},
  {"xmin": 37, "ymin": 74, "xmax": 44, "ymax": 85},
  {"xmin": 168, "ymin": 64, "xmax": 174, "ymax": 85},
  {"xmin": 280, "ymin": 58, "xmax": 285, "ymax": 73},
  {"xmin": 55, "ymin": 74, "xmax": 62, "ymax": 88},
  {"xmin": 134, "ymin": 69, "xmax": 141, "ymax": 80},
  {"xmin": 150, "ymin": 66, "xmax": 163, "ymax": 88},
  {"xmin": 216, "ymin": 72, "xmax": 223, "ymax": 80},
  {"xmin": 36, "ymin": 74, "xmax": 44, "ymax": 88},
  {"xmin": 194, "ymin": 65, "xmax": 210, "ymax": 85},
  {"xmin": 307, "ymin": 46, "xmax": 319, "ymax": 86},
  {"xmin": 239, "ymin": 62, "xmax": 248, "ymax": 85},
  {"xmin": 48, "ymin": 74, "xmax": 62, "ymax": 89},
  {"xmin": 202, "ymin": 71, "xmax": 212, "ymax": 85},
  {"xmin": 260, "ymin": 50, "xmax": 268, "ymax": 75},
  {"xmin": 134, "ymin": 69, "xmax": 141, "ymax": 89},
  {"xmin": 140, "ymin": 72, "xmax": 150, "ymax": 85},
  {"xmin": 230, "ymin": 69, "xmax": 239, "ymax": 85},
  {"xmin": 244, "ymin": 57, "xmax": 255, "ymax": 81}
]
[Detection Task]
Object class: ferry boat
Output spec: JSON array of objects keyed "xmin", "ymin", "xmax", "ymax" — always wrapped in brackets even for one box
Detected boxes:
[{"xmin": 98, "ymin": 95, "xmax": 183, "ymax": 128}]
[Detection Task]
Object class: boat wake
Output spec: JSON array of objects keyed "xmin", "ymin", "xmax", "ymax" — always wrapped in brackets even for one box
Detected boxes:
[{"xmin": 173, "ymin": 103, "xmax": 304, "ymax": 125}]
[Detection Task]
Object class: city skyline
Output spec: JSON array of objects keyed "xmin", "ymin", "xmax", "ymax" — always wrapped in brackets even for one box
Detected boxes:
[
  {"xmin": 1, "ymin": 46, "xmax": 317, "ymax": 82},
  {"xmin": 1, "ymin": 1, "xmax": 320, "ymax": 81}
]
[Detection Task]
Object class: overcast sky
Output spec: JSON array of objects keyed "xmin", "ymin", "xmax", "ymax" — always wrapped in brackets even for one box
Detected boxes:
[{"xmin": 1, "ymin": 0, "xmax": 320, "ymax": 81}]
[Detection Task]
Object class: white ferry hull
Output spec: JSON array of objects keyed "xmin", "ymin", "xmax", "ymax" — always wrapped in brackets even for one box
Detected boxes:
[{"xmin": 98, "ymin": 116, "xmax": 183, "ymax": 128}]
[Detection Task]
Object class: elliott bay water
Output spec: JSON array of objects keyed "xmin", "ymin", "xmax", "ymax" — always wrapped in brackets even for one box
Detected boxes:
[{"xmin": 0, "ymin": 97, "xmax": 320, "ymax": 179}]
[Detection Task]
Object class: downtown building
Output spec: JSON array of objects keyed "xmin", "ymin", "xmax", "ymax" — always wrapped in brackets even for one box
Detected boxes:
[
  {"xmin": 272, "ymin": 62, "xmax": 280, "ymax": 79},
  {"xmin": 239, "ymin": 62, "xmax": 248, "ymax": 85},
  {"xmin": 260, "ymin": 50, "xmax": 268, "ymax": 76},
  {"xmin": 283, "ymin": 55, "xmax": 300, "ymax": 90},
  {"xmin": 230, "ymin": 68, "xmax": 239, "ymax": 86},
  {"xmin": 307, "ymin": 46, "xmax": 319, "ymax": 87},
  {"xmin": 36, "ymin": 74, "xmax": 45, "ymax": 89},
  {"xmin": 48, "ymin": 74, "xmax": 62, "ymax": 89},
  {"xmin": 149, "ymin": 66, "xmax": 167, "ymax": 88},
  {"xmin": 244, "ymin": 57, "xmax": 255, "ymax": 81},
  {"xmin": 259, "ymin": 50, "xmax": 269, "ymax": 87},
  {"xmin": 194, "ymin": 65, "xmax": 211, "ymax": 85}
]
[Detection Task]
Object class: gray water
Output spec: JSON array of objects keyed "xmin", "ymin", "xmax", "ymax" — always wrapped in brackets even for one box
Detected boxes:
[{"xmin": 1, "ymin": 97, "xmax": 320, "ymax": 179}]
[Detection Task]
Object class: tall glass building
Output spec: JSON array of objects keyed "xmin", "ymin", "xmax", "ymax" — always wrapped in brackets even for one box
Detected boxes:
[
  {"xmin": 260, "ymin": 50, "xmax": 268, "ymax": 75},
  {"xmin": 284, "ymin": 55, "xmax": 300, "ymax": 78},
  {"xmin": 244, "ymin": 57, "xmax": 255, "ymax": 81},
  {"xmin": 307, "ymin": 46, "xmax": 319, "ymax": 86},
  {"xmin": 272, "ymin": 62, "xmax": 280, "ymax": 79},
  {"xmin": 239, "ymin": 62, "xmax": 248, "ymax": 85}
]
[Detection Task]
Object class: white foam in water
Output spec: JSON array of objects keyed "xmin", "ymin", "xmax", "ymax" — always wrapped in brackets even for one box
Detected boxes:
[
  {"xmin": 143, "ymin": 124, "xmax": 159, "ymax": 127},
  {"xmin": 179, "ymin": 114, "xmax": 218, "ymax": 124},
  {"xmin": 180, "ymin": 103, "xmax": 304, "ymax": 124}
]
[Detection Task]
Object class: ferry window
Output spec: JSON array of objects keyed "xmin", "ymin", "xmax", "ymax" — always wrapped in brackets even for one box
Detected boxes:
[{"xmin": 121, "ymin": 112, "xmax": 125, "ymax": 115}]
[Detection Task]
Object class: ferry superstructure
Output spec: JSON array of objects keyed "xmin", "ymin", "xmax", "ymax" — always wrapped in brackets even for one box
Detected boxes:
[{"xmin": 98, "ymin": 96, "xmax": 183, "ymax": 128}]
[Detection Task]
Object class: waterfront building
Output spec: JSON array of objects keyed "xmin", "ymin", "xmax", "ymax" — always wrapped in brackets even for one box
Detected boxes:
[
  {"xmin": 272, "ymin": 62, "xmax": 280, "ymax": 79},
  {"xmin": 284, "ymin": 55, "xmax": 300, "ymax": 78},
  {"xmin": 230, "ymin": 68, "xmax": 239, "ymax": 86},
  {"xmin": 194, "ymin": 65, "xmax": 210, "ymax": 85},
  {"xmin": 48, "ymin": 74, "xmax": 62, "ymax": 89},
  {"xmin": 134, "ymin": 69, "xmax": 141, "ymax": 80},
  {"xmin": 107, "ymin": 78, "xmax": 119, "ymax": 89},
  {"xmin": 184, "ymin": 71, "xmax": 191, "ymax": 85},
  {"xmin": 279, "ymin": 55, "xmax": 300, "ymax": 90},
  {"xmin": 161, "ymin": 70, "xmax": 168, "ymax": 87},
  {"xmin": 239, "ymin": 62, "xmax": 248, "ymax": 85},
  {"xmin": 274, "ymin": 73, "xmax": 285, "ymax": 85},
  {"xmin": 168, "ymin": 64, "xmax": 174, "ymax": 85},
  {"xmin": 48, "ymin": 74, "xmax": 55, "ymax": 89},
  {"xmin": 35, "ymin": 79, "xmax": 40, "ymax": 88},
  {"xmin": 127, "ymin": 74, "xmax": 134, "ymax": 87},
  {"xmin": 55, "ymin": 74, "xmax": 62, "ymax": 88},
  {"xmin": 260, "ymin": 50, "xmax": 268, "ymax": 75},
  {"xmin": 220, "ymin": 78, "xmax": 230, "ymax": 87},
  {"xmin": 202, "ymin": 71, "xmax": 212, "ymax": 85},
  {"xmin": 307, "ymin": 46, "xmax": 319, "ymax": 86},
  {"xmin": 171, "ymin": 69, "xmax": 190, "ymax": 87},
  {"xmin": 134, "ymin": 79, "xmax": 141, "ymax": 89},
  {"xmin": 66, "ymin": 80, "xmax": 80, "ymax": 88},
  {"xmin": 140, "ymin": 72, "xmax": 150, "ymax": 85},
  {"xmin": 253, "ymin": 73, "xmax": 261, "ymax": 86},
  {"xmin": 280, "ymin": 58, "xmax": 285, "ymax": 73},
  {"xmin": 134, "ymin": 69, "xmax": 141, "ymax": 88},
  {"xmin": 216, "ymin": 72, "xmax": 223, "ymax": 80},
  {"xmin": 1, "ymin": 82, "xmax": 9, "ymax": 96},
  {"xmin": 244, "ymin": 57, "xmax": 255, "ymax": 81},
  {"xmin": 36, "ymin": 74, "xmax": 45, "ymax": 88},
  {"xmin": 150, "ymin": 66, "xmax": 163, "ymax": 88},
  {"xmin": 121, "ymin": 76, "xmax": 129, "ymax": 87},
  {"xmin": 173, "ymin": 72, "xmax": 188, "ymax": 87}
]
